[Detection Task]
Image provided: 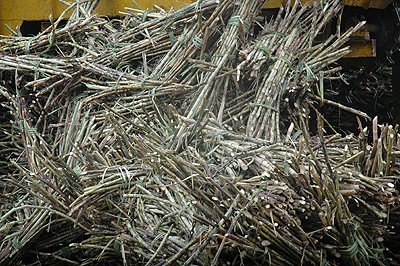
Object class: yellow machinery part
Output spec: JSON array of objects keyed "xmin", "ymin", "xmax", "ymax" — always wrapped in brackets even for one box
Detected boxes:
[
  {"xmin": 0, "ymin": 0, "xmax": 194, "ymax": 36},
  {"xmin": 344, "ymin": 39, "xmax": 377, "ymax": 58},
  {"xmin": 343, "ymin": 0, "xmax": 393, "ymax": 9}
]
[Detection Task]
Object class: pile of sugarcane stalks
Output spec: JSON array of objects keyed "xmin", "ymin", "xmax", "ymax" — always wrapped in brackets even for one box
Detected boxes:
[{"xmin": 1, "ymin": 0, "xmax": 400, "ymax": 265}]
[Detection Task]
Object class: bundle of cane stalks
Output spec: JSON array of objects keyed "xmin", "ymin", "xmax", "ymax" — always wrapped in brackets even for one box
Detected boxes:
[{"xmin": 1, "ymin": 0, "xmax": 400, "ymax": 265}]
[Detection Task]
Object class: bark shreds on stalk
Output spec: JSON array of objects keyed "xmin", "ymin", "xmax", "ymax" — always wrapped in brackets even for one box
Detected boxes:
[{"xmin": 1, "ymin": 0, "xmax": 400, "ymax": 265}]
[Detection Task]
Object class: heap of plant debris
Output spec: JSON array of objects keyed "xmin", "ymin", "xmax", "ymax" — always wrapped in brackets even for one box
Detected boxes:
[{"xmin": 1, "ymin": 0, "xmax": 400, "ymax": 265}]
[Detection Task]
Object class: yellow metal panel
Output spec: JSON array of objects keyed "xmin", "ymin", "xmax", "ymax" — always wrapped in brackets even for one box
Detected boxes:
[
  {"xmin": 1, "ymin": 0, "xmax": 53, "ymax": 21},
  {"xmin": 0, "ymin": 21, "xmax": 21, "ymax": 36},
  {"xmin": 89, "ymin": 0, "xmax": 117, "ymax": 17},
  {"xmin": 0, "ymin": 0, "xmax": 196, "ymax": 36},
  {"xmin": 344, "ymin": 0, "xmax": 373, "ymax": 9},
  {"xmin": 344, "ymin": 0, "xmax": 392, "ymax": 9},
  {"xmin": 0, "ymin": 0, "xmax": 56, "ymax": 35},
  {"xmin": 343, "ymin": 39, "xmax": 377, "ymax": 58}
]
